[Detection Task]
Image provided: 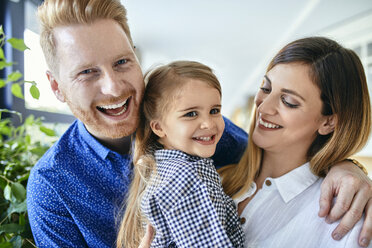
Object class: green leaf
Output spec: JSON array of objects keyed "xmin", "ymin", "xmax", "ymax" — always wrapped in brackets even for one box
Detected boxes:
[
  {"xmin": 7, "ymin": 38, "xmax": 29, "ymax": 52},
  {"xmin": 7, "ymin": 200, "xmax": 27, "ymax": 214},
  {"xmin": 0, "ymin": 60, "xmax": 13, "ymax": 70},
  {"xmin": 11, "ymin": 183, "xmax": 26, "ymax": 202},
  {"xmin": 0, "ymin": 79, "xmax": 5, "ymax": 88},
  {"xmin": 0, "ymin": 124, "xmax": 11, "ymax": 136},
  {"xmin": 11, "ymin": 83, "xmax": 24, "ymax": 99},
  {"xmin": 30, "ymin": 146, "xmax": 48, "ymax": 156},
  {"xmin": 0, "ymin": 223, "xmax": 24, "ymax": 234},
  {"xmin": 30, "ymin": 85, "xmax": 40, "ymax": 99},
  {"xmin": 24, "ymin": 115, "xmax": 35, "ymax": 125},
  {"xmin": 0, "ymin": 242, "xmax": 12, "ymax": 248},
  {"xmin": 0, "ymin": 47, "xmax": 4, "ymax": 60},
  {"xmin": 17, "ymin": 173, "xmax": 30, "ymax": 183},
  {"xmin": 25, "ymin": 134, "xmax": 31, "ymax": 144},
  {"xmin": 0, "ymin": 177, "xmax": 7, "ymax": 190},
  {"xmin": 7, "ymin": 71, "xmax": 22, "ymax": 82},
  {"xmin": 39, "ymin": 126, "xmax": 56, "ymax": 136},
  {"xmin": 4, "ymin": 184, "xmax": 11, "ymax": 201},
  {"xmin": 18, "ymin": 214, "xmax": 25, "ymax": 226}
]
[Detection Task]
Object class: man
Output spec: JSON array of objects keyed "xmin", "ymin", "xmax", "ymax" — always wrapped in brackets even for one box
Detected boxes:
[{"xmin": 27, "ymin": 0, "xmax": 372, "ymax": 247}]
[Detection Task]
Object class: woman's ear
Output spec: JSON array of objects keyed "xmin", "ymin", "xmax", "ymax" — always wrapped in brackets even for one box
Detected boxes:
[
  {"xmin": 150, "ymin": 120, "xmax": 166, "ymax": 138},
  {"xmin": 318, "ymin": 114, "xmax": 338, "ymax": 135}
]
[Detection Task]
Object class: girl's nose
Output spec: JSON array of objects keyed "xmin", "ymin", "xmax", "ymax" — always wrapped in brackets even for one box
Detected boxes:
[{"xmin": 200, "ymin": 117, "xmax": 216, "ymax": 129}]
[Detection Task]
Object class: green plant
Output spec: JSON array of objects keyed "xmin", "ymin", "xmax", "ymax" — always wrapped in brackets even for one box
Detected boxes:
[{"xmin": 0, "ymin": 26, "xmax": 57, "ymax": 247}]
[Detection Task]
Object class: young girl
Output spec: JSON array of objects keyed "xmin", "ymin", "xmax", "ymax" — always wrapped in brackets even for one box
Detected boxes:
[{"xmin": 117, "ymin": 61, "xmax": 244, "ymax": 247}]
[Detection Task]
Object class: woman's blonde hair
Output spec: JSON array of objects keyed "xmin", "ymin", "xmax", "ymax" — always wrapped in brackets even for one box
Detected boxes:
[
  {"xmin": 117, "ymin": 61, "xmax": 222, "ymax": 247},
  {"xmin": 220, "ymin": 37, "xmax": 371, "ymax": 199},
  {"xmin": 38, "ymin": 0, "xmax": 133, "ymax": 74}
]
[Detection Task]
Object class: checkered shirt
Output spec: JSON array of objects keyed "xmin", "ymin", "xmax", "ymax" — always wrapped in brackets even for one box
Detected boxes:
[{"xmin": 141, "ymin": 149, "xmax": 245, "ymax": 248}]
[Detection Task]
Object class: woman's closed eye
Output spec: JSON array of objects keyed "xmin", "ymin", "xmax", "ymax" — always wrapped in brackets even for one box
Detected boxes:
[
  {"xmin": 281, "ymin": 95, "xmax": 299, "ymax": 108},
  {"xmin": 260, "ymin": 87, "xmax": 271, "ymax": 94},
  {"xmin": 260, "ymin": 77, "xmax": 272, "ymax": 94}
]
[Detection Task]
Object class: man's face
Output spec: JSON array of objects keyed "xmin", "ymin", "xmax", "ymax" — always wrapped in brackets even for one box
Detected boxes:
[{"xmin": 50, "ymin": 19, "xmax": 144, "ymax": 140}]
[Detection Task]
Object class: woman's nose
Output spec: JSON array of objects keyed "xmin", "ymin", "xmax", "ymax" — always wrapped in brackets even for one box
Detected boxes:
[{"xmin": 256, "ymin": 94, "xmax": 277, "ymax": 115}]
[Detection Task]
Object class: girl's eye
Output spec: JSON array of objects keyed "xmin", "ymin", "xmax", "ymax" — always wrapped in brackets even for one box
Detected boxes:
[
  {"xmin": 281, "ymin": 95, "xmax": 299, "ymax": 108},
  {"xmin": 184, "ymin": 111, "xmax": 197, "ymax": 117},
  {"xmin": 210, "ymin": 108, "xmax": 220, "ymax": 115}
]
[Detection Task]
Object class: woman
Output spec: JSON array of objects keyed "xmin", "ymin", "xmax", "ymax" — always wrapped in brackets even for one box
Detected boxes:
[{"xmin": 220, "ymin": 36, "xmax": 371, "ymax": 247}]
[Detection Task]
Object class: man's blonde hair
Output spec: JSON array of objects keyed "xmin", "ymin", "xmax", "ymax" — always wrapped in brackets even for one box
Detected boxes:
[{"xmin": 38, "ymin": 0, "xmax": 133, "ymax": 74}]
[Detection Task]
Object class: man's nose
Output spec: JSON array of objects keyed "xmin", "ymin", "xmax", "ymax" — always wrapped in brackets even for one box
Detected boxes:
[{"xmin": 100, "ymin": 71, "xmax": 122, "ymax": 97}]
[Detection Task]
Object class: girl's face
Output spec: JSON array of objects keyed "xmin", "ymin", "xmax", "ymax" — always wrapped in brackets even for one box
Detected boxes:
[
  {"xmin": 252, "ymin": 63, "xmax": 333, "ymax": 156},
  {"xmin": 152, "ymin": 79, "xmax": 225, "ymax": 158}
]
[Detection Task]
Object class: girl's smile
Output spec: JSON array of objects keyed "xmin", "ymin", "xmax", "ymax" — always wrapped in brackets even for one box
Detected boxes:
[{"xmin": 152, "ymin": 79, "xmax": 225, "ymax": 158}]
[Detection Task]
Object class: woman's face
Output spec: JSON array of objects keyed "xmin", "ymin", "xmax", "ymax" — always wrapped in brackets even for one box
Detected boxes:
[{"xmin": 252, "ymin": 63, "xmax": 331, "ymax": 156}]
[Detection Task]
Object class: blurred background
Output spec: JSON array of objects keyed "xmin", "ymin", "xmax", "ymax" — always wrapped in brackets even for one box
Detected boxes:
[{"xmin": 1, "ymin": 0, "xmax": 372, "ymax": 169}]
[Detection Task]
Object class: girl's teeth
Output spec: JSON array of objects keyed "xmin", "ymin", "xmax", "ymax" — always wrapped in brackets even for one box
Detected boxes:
[{"xmin": 196, "ymin": 136, "xmax": 211, "ymax": 141}]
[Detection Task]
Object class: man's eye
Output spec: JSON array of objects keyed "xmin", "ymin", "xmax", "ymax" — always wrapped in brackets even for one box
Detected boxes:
[
  {"xmin": 116, "ymin": 59, "xmax": 127, "ymax": 65},
  {"xmin": 80, "ymin": 69, "xmax": 93, "ymax": 74},
  {"xmin": 210, "ymin": 108, "xmax": 220, "ymax": 114},
  {"xmin": 184, "ymin": 111, "xmax": 197, "ymax": 117}
]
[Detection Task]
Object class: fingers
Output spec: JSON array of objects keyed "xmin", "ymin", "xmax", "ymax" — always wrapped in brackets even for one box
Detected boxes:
[
  {"xmin": 326, "ymin": 175, "xmax": 357, "ymax": 223},
  {"xmin": 139, "ymin": 224, "xmax": 154, "ymax": 248},
  {"xmin": 319, "ymin": 179, "xmax": 333, "ymax": 217},
  {"xmin": 331, "ymin": 190, "xmax": 366, "ymax": 241},
  {"xmin": 358, "ymin": 199, "xmax": 372, "ymax": 247}
]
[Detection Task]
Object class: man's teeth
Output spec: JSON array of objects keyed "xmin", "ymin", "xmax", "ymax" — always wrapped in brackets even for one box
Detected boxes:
[
  {"xmin": 259, "ymin": 118, "xmax": 280, "ymax": 129},
  {"xmin": 111, "ymin": 105, "xmax": 127, "ymax": 116},
  {"xmin": 195, "ymin": 136, "xmax": 212, "ymax": 141},
  {"xmin": 99, "ymin": 99, "xmax": 128, "ymax": 110}
]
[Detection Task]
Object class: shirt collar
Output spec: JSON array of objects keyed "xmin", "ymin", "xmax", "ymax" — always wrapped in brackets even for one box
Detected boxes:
[
  {"xmin": 77, "ymin": 120, "xmax": 110, "ymax": 159},
  {"xmin": 272, "ymin": 162, "xmax": 319, "ymax": 203},
  {"xmin": 154, "ymin": 149, "xmax": 208, "ymax": 163}
]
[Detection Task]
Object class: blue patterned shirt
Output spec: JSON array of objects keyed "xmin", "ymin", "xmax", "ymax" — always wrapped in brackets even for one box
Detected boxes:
[
  {"xmin": 142, "ymin": 150, "xmax": 245, "ymax": 248},
  {"xmin": 27, "ymin": 117, "xmax": 247, "ymax": 247}
]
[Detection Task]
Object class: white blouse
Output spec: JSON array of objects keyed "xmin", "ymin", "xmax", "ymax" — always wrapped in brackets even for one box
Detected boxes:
[{"xmin": 235, "ymin": 162, "xmax": 369, "ymax": 248}]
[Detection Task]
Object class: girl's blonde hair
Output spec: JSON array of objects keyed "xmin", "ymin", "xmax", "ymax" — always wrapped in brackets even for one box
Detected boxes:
[
  {"xmin": 219, "ymin": 37, "xmax": 371, "ymax": 199},
  {"xmin": 117, "ymin": 61, "xmax": 221, "ymax": 247},
  {"xmin": 38, "ymin": 0, "xmax": 133, "ymax": 74}
]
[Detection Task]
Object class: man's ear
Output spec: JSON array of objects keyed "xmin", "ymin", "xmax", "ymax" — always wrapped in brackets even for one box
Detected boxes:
[
  {"xmin": 46, "ymin": 71, "xmax": 65, "ymax": 102},
  {"xmin": 318, "ymin": 114, "xmax": 338, "ymax": 135},
  {"xmin": 150, "ymin": 120, "xmax": 166, "ymax": 138}
]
